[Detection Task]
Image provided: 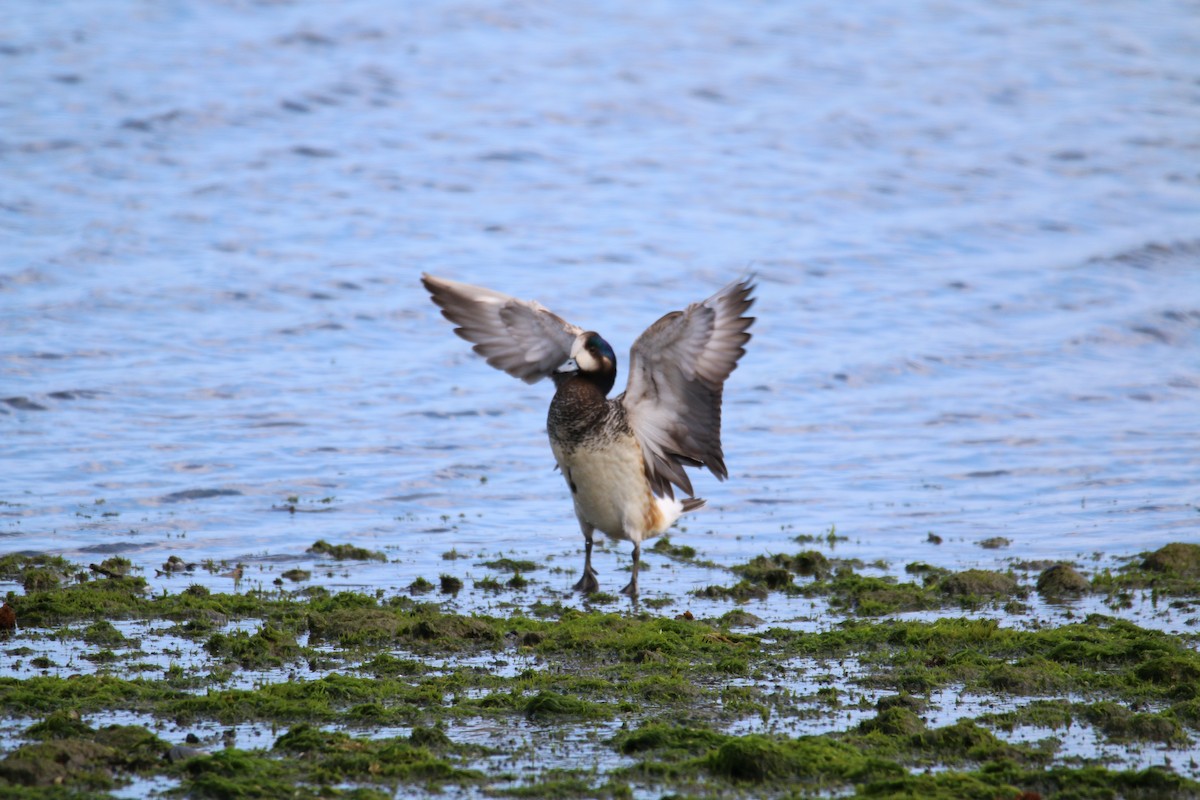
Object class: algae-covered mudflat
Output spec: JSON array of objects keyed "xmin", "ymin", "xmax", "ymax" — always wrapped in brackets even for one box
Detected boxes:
[{"xmin": 2, "ymin": 541, "xmax": 1199, "ymax": 799}]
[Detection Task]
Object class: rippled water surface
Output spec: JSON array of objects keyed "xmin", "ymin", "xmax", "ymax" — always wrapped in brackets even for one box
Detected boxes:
[{"xmin": 2, "ymin": 0, "xmax": 1198, "ymax": 605}]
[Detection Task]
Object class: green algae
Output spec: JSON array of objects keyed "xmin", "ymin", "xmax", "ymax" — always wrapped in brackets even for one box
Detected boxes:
[
  {"xmin": 11, "ymin": 574, "xmax": 149, "ymax": 627},
  {"xmin": 0, "ymin": 554, "xmax": 78, "ymax": 585},
  {"xmin": 1, "ymin": 740, "xmax": 124, "ymax": 789},
  {"xmin": 857, "ymin": 705, "xmax": 926, "ymax": 737},
  {"xmin": 769, "ymin": 614, "xmax": 1200, "ymax": 704},
  {"xmin": 204, "ymin": 625, "xmax": 303, "ymax": 668},
  {"xmin": 612, "ymin": 721, "xmax": 1200, "ymax": 799},
  {"xmin": 1037, "ymin": 563, "xmax": 1092, "ymax": 598},
  {"xmin": 1071, "ymin": 701, "xmax": 1189, "ymax": 745},
  {"xmin": 24, "ymin": 711, "xmax": 94, "ymax": 741},
  {"xmin": 692, "ymin": 581, "xmax": 768, "ymax": 601},
  {"xmin": 81, "ymin": 620, "xmax": 128, "ymax": 647},
  {"xmin": 793, "ymin": 526, "xmax": 848, "ymax": 546},
  {"xmin": 1090, "ymin": 543, "xmax": 1200, "ymax": 600},
  {"xmin": 3, "ymin": 549, "xmax": 1200, "ymax": 799},
  {"xmin": 649, "ymin": 536, "xmax": 716, "ymax": 566},
  {"xmin": 853, "ymin": 765, "xmax": 1200, "ymax": 800},
  {"xmin": 524, "ymin": 691, "xmax": 609, "ymax": 720},
  {"xmin": 408, "ymin": 576, "xmax": 435, "ymax": 594},
  {"xmin": 613, "ymin": 722, "xmax": 725, "ymax": 758},
  {"xmin": 822, "ymin": 573, "xmax": 937, "ymax": 615},
  {"xmin": 477, "ymin": 558, "xmax": 541, "ymax": 572},
  {"xmin": 304, "ymin": 598, "xmax": 500, "ymax": 650},
  {"xmin": 496, "ymin": 772, "xmax": 634, "ymax": 799},
  {"xmin": 1142, "ymin": 543, "xmax": 1200, "ymax": 578},
  {"xmin": 978, "ymin": 536, "xmax": 1012, "ymax": 549},
  {"xmin": 732, "ymin": 551, "xmax": 834, "ymax": 586},
  {"xmin": 715, "ymin": 609, "xmax": 765, "ymax": 628},
  {"xmin": 180, "ymin": 749, "xmax": 300, "ymax": 800},
  {"xmin": 704, "ymin": 733, "xmax": 876, "ymax": 783},
  {"xmin": 272, "ymin": 724, "xmax": 483, "ymax": 786},
  {"xmin": 0, "ymin": 722, "xmax": 169, "ymax": 791},
  {"xmin": 650, "ymin": 537, "xmax": 695, "ymax": 559},
  {"xmin": 179, "ymin": 747, "xmax": 400, "ymax": 799},
  {"xmin": 306, "ymin": 540, "xmax": 387, "ymax": 562},
  {"xmin": 616, "ymin": 723, "xmax": 1031, "ymax": 794},
  {"xmin": 704, "ymin": 556, "xmax": 1028, "ymax": 615},
  {"xmin": 936, "ymin": 568, "xmax": 1020, "ymax": 600}
]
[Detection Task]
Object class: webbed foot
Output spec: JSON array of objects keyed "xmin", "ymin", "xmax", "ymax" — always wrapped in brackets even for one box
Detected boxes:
[{"xmin": 573, "ymin": 567, "xmax": 599, "ymax": 594}]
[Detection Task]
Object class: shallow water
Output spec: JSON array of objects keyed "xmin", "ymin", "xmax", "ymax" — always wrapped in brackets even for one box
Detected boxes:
[{"xmin": 2, "ymin": 0, "xmax": 1198, "ymax": 605}]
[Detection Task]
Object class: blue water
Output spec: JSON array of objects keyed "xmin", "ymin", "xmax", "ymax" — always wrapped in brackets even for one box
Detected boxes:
[{"xmin": 2, "ymin": 0, "xmax": 1198, "ymax": 606}]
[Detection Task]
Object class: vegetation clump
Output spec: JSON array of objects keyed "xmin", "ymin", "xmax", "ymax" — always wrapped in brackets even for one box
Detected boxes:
[
  {"xmin": 0, "ymin": 723, "xmax": 169, "ymax": 789},
  {"xmin": 81, "ymin": 619, "xmax": 128, "ymax": 647},
  {"xmin": 476, "ymin": 558, "xmax": 540, "ymax": 572},
  {"xmin": 936, "ymin": 569, "xmax": 1019, "ymax": 600},
  {"xmin": 10, "ymin": 569, "xmax": 149, "ymax": 626},
  {"xmin": 1093, "ymin": 542, "xmax": 1200, "ymax": 597},
  {"xmin": 703, "ymin": 733, "xmax": 875, "ymax": 784},
  {"xmin": 692, "ymin": 581, "xmax": 768, "ymax": 602},
  {"xmin": 1141, "ymin": 543, "xmax": 1200, "ymax": 577},
  {"xmin": 524, "ymin": 691, "xmax": 608, "ymax": 721},
  {"xmin": 204, "ymin": 625, "xmax": 303, "ymax": 668},
  {"xmin": 977, "ymin": 537, "xmax": 1011, "ymax": 549},
  {"xmin": 306, "ymin": 540, "xmax": 387, "ymax": 561},
  {"xmin": 1036, "ymin": 563, "xmax": 1092, "ymax": 598},
  {"xmin": 712, "ymin": 555, "xmax": 1030, "ymax": 615},
  {"xmin": 614, "ymin": 722, "xmax": 725, "ymax": 758},
  {"xmin": 650, "ymin": 536, "xmax": 698, "ymax": 560}
]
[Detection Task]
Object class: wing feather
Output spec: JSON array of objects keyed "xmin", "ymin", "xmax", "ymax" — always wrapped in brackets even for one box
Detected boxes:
[
  {"xmin": 422, "ymin": 274, "xmax": 582, "ymax": 383},
  {"xmin": 620, "ymin": 277, "xmax": 755, "ymax": 497}
]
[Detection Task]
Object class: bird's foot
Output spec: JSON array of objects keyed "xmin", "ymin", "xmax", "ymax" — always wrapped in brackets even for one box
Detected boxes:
[
  {"xmin": 573, "ymin": 567, "xmax": 600, "ymax": 594},
  {"xmin": 619, "ymin": 578, "xmax": 638, "ymax": 598}
]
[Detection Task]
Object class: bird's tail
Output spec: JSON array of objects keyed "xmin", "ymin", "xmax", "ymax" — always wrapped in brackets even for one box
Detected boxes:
[{"xmin": 649, "ymin": 495, "xmax": 707, "ymax": 536}]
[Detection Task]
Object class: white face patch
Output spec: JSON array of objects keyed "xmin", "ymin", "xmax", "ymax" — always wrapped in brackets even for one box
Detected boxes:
[
  {"xmin": 571, "ymin": 332, "xmax": 613, "ymax": 375},
  {"xmin": 574, "ymin": 344, "xmax": 601, "ymax": 373}
]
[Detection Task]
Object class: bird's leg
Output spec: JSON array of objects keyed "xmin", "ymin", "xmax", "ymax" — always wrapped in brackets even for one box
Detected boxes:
[
  {"xmin": 572, "ymin": 521, "xmax": 599, "ymax": 593},
  {"xmin": 620, "ymin": 542, "xmax": 641, "ymax": 597}
]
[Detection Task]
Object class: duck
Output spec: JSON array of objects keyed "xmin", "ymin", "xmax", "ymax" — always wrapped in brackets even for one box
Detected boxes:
[{"xmin": 421, "ymin": 274, "xmax": 754, "ymax": 597}]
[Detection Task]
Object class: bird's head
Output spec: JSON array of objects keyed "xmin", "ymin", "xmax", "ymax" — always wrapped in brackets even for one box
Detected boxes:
[{"xmin": 555, "ymin": 332, "xmax": 617, "ymax": 394}]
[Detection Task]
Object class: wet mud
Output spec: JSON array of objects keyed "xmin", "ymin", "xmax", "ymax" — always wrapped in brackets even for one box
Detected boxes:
[{"xmin": 2, "ymin": 543, "xmax": 1199, "ymax": 798}]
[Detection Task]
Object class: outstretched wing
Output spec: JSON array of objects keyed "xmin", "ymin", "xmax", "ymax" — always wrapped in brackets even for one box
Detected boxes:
[
  {"xmin": 620, "ymin": 276, "xmax": 755, "ymax": 497},
  {"xmin": 421, "ymin": 274, "xmax": 583, "ymax": 384}
]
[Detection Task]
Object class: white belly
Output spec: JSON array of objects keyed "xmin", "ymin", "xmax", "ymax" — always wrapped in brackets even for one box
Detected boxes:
[{"xmin": 551, "ymin": 434, "xmax": 678, "ymax": 543}]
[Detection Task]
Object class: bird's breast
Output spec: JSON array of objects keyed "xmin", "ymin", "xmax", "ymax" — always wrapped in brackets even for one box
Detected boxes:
[{"xmin": 550, "ymin": 429, "xmax": 656, "ymax": 541}]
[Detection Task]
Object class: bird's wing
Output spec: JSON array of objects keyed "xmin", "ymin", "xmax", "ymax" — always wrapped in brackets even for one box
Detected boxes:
[
  {"xmin": 422, "ymin": 274, "xmax": 583, "ymax": 384},
  {"xmin": 620, "ymin": 277, "xmax": 755, "ymax": 497}
]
